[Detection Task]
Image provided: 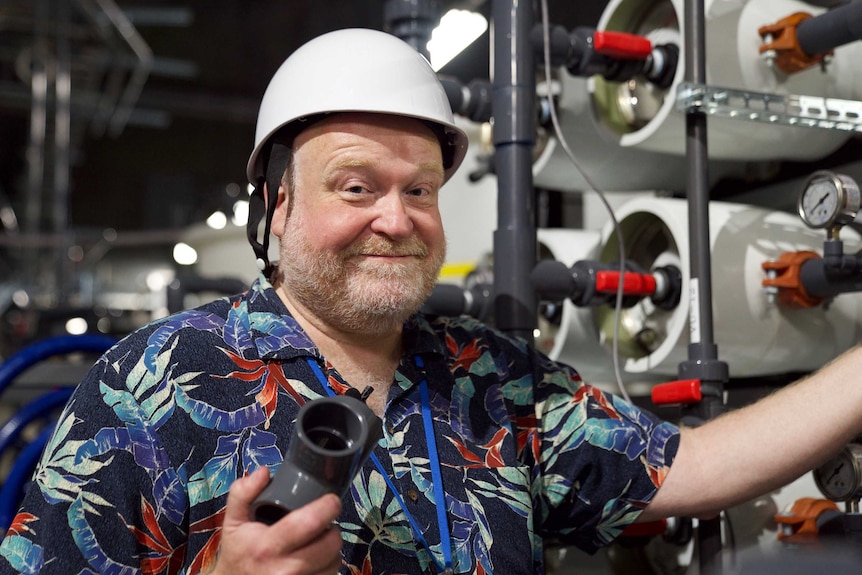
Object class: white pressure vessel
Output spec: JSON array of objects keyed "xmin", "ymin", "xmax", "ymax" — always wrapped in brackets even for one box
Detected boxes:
[
  {"xmin": 591, "ymin": 0, "xmax": 860, "ymax": 160},
  {"xmin": 588, "ymin": 197, "xmax": 862, "ymax": 377}
]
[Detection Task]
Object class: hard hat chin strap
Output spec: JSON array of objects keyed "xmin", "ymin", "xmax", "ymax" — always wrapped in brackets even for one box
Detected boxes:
[{"xmin": 247, "ymin": 142, "xmax": 290, "ymax": 278}]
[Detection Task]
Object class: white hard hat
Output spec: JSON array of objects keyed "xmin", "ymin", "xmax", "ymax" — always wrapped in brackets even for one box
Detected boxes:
[{"xmin": 246, "ymin": 28, "xmax": 469, "ymax": 185}]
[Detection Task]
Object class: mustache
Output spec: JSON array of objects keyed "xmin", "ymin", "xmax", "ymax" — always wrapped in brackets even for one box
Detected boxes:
[{"xmin": 344, "ymin": 236, "xmax": 429, "ymax": 258}]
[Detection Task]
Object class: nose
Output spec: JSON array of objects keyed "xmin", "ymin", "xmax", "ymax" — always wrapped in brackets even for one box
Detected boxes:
[{"xmin": 369, "ymin": 191, "xmax": 414, "ymax": 239}]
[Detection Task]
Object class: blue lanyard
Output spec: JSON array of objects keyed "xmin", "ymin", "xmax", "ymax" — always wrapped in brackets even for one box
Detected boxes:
[{"xmin": 305, "ymin": 357, "xmax": 454, "ymax": 574}]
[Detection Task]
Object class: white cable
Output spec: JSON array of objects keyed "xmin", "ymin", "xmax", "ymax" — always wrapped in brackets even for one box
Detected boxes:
[{"xmin": 539, "ymin": 0, "xmax": 632, "ymax": 404}]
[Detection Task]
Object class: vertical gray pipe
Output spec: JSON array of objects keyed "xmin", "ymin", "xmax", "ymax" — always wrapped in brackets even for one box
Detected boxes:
[
  {"xmin": 53, "ymin": 0, "xmax": 72, "ymax": 236},
  {"xmin": 685, "ymin": 0, "xmax": 715, "ymax": 354},
  {"xmin": 54, "ymin": 0, "xmax": 73, "ymax": 304},
  {"xmin": 683, "ymin": 0, "xmax": 728, "ymax": 570},
  {"xmin": 25, "ymin": 0, "xmax": 51, "ymax": 288},
  {"xmin": 26, "ymin": 0, "xmax": 50, "ymax": 236},
  {"xmin": 383, "ymin": 0, "xmax": 440, "ymax": 59},
  {"xmin": 491, "ymin": 0, "xmax": 537, "ymax": 343}
]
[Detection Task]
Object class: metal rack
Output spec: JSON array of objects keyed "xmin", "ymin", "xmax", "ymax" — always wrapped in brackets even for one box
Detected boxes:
[{"xmin": 677, "ymin": 82, "xmax": 862, "ymax": 133}]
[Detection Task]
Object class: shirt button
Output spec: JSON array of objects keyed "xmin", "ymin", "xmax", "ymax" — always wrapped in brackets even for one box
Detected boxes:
[{"xmin": 407, "ymin": 489, "xmax": 419, "ymax": 502}]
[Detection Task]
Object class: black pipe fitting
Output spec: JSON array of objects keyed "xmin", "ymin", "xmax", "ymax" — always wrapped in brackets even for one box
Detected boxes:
[
  {"xmin": 797, "ymin": 1, "xmax": 862, "ymax": 57},
  {"xmin": 800, "ymin": 240, "xmax": 862, "ymax": 298},
  {"xmin": 439, "ymin": 76, "xmax": 494, "ymax": 123},
  {"xmin": 531, "ymin": 259, "xmax": 681, "ymax": 309},
  {"xmin": 252, "ymin": 394, "xmax": 382, "ymax": 524},
  {"xmin": 652, "ymin": 265, "xmax": 683, "ymax": 310},
  {"xmin": 530, "ymin": 23, "xmax": 679, "ymax": 89},
  {"xmin": 421, "ymin": 282, "xmax": 494, "ymax": 321},
  {"xmin": 383, "ymin": 0, "xmax": 441, "ymax": 58}
]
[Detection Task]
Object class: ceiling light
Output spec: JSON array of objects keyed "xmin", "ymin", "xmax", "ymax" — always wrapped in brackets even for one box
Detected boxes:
[
  {"xmin": 428, "ymin": 9, "xmax": 488, "ymax": 71},
  {"xmin": 206, "ymin": 210, "xmax": 227, "ymax": 229},
  {"xmin": 66, "ymin": 317, "xmax": 88, "ymax": 335},
  {"xmin": 232, "ymin": 200, "xmax": 249, "ymax": 227},
  {"xmin": 146, "ymin": 269, "xmax": 173, "ymax": 291},
  {"xmin": 173, "ymin": 242, "xmax": 198, "ymax": 265},
  {"xmin": 12, "ymin": 290, "xmax": 29, "ymax": 307}
]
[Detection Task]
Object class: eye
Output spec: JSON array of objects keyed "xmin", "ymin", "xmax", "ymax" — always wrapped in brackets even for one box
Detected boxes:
[
  {"xmin": 346, "ymin": 185, "xmax": 367, "ymax": 194},
  {"xmin": 406, "ymin": 188, "xmax": 428, "ymax": 197}
]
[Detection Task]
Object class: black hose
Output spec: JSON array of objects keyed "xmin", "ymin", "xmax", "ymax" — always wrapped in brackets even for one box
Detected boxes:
[{"xmin": 797, "ymin": 1, "xmax": 862, "ymax": 56}]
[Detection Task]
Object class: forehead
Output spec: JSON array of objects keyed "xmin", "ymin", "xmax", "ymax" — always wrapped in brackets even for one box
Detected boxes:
[{"xmin": 293, "ymin": 112, "xmax": 442, "ymax": 158}]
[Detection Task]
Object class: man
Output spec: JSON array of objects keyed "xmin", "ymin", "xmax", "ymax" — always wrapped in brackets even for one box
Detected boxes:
[{"xmin": 0, "ymin": 28, "xmax": 860, "ymax": 575}]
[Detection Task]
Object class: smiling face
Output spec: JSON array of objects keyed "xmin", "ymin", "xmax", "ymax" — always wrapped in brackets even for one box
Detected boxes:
[{"xmin": 271, "ymin": 112, "xmax": 447, "ymax": 337}]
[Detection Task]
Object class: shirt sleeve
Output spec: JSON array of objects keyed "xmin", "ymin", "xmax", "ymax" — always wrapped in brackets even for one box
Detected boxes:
[{"xmin": 528, "ymin": 349, "xmax": 680, "ymax": 553}]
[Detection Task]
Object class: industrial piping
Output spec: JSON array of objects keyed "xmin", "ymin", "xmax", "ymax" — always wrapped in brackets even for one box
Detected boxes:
[
  {"xmin": 681, "ymin": 0, "xmax": 729, "ymax": 569},
  {"xmin": 490, "ymin": 0, "xmax": 538, "ymax": 344}
]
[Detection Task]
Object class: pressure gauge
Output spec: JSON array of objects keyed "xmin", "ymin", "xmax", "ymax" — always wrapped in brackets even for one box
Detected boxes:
[
  {"xmin": 797, "ymin": 170, "xmax": 861, "ymax": 230},
  {"xmin": 813, "ymin": 443, "xmax": 862, "ymax": 502}
]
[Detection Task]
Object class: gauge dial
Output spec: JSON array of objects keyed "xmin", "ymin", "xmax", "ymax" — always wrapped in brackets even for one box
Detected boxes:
[
  {"xmin": 798, "ymin": 170, "xmax": 861, "ymax": 230},
  {"xmin": 799, "ymin": 176, "xmax": 839, "ymax": 228},
  {"xmin": 813, "ymin": 443, "xmax": 862, "ymax": 502}
]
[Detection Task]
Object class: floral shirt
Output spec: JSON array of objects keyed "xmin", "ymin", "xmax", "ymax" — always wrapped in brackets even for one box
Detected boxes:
[{"xmin": 0, "ymin": 277, "xmax": 678, "ymax": 575}]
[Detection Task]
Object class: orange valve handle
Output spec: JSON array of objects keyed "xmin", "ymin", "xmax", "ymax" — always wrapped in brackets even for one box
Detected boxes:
[
  {"xmin": 775, "ymin": 497, "xmax": 840, "ymax": 544},
  {"xmin": 758, "ymin": 12, "xmax": 830, "ymax": 74},
  {"xmin": 762, "ymin": 251, "xmax": 824, "ymax": 308}
]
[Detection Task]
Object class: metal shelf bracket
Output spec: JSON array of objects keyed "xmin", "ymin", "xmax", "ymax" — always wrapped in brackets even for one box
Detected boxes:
[{"xmin": 676, "ymin": 81, "xmax": 862, "ymax": 133}]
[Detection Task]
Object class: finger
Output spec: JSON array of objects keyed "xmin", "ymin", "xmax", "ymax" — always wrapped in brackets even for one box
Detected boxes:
[
  {"xmin": 287, "ymin": 523, "xmax": 344, "ymax": 575},
  {"xmin": 223, "ymin": 467, "xmax": 271, "ymax": 525},
  {"xmin": 317, "ymin": 525, "xmax": 345, "ymax": 566},
  {"xmin": 271, "ymin": 493, "xmax": 342, "ymax": 550},
  {"xmin": 310, "ymin": 547, "xmax": 343, "ymax": 575}
]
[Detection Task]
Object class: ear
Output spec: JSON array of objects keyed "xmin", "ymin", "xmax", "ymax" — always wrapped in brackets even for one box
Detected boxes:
[{"xmin": 270, "ymin": 182, "xmax": 290, "ymax": 239}]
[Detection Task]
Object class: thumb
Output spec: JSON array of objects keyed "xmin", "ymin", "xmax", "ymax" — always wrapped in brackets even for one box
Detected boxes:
[{"xmin": 223, "ymin": 467, "xmax": 271, "ymax": 526}]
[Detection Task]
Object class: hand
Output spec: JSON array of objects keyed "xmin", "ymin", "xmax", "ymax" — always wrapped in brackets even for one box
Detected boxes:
[{"xmin": 208, "ymin": 467, "xmax": 343, "ymax": 574}]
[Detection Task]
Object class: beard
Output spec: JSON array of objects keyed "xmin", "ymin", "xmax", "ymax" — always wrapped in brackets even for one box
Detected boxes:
[{"xmin": 277, "ymin": 216, "xmax": 445, "ymax": 336}]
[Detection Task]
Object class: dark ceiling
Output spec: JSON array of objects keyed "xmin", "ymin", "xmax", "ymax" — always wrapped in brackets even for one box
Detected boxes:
[{"xmin": 0, "ymin": 0, "xmax": 607, "ymax": 243}]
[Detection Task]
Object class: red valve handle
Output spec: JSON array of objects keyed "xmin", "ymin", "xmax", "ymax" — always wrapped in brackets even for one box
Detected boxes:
[
  {"xmin": 652, "ymin": 379, "xmax": 702, "ymax": 406},
  {"xmin": 594, "ymin": 270, "xmax": 657, "ymax": 296},
  {"xmin": 621, "ymin": 519, "xmax": 668, "ymax": 538},
  {"xmin": 593, "ymin": 30, "xmax": 653, "ymax": 59}
]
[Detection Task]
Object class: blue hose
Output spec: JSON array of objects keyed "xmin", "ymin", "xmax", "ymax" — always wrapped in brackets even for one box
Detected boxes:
[
  {"xmin": 0, "ymin": 334, "xmax": 117, "ymax": 397},
  {"xmin": 0, "ymin": 388, "xmax": 74, "ymax": 457},
  {"xmin": 0, "ymin": 425, "xmax": 54, "ymax": 530},
  {"xmin": 0, "ymin": 334, "xmax": 118, "ymax": 530}
]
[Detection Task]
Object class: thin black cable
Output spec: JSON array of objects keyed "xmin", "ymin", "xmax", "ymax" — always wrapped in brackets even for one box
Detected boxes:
[{"xmin": 539, "ymin": 0, "xmax": 632, "ymax": 404}]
